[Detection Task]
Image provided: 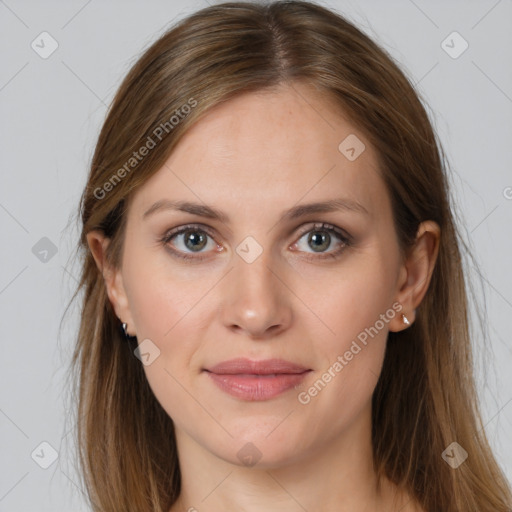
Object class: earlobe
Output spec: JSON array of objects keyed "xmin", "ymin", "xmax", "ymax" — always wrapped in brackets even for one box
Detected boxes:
[
  {"xmin": 389, "ymin": 220, "xmax": 440, "ymax": 332},
  {"xmin": 389, "ymin": 308, "xmax": 415, "ymax": 333}
]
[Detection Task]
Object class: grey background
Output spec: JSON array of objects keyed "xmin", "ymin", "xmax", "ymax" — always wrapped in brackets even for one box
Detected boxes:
[{"xmin": 1, "ymin": 0, "xmax": 511, "ymax": 510}]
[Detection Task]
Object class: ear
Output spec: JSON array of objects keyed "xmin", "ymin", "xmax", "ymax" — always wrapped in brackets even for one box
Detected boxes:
[
  {"xmin": 86, "ymin": 230, "xmax": 136, "ymax": 336},
  {"xmin": 389, "ymin": 220, "xmax": 440, "ymax": 332}
]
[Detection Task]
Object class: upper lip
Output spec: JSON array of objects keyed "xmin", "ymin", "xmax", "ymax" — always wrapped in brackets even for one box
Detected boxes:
[{"xmin": 205, "ymin": 358, "xmax": 310, "ymax": 375}]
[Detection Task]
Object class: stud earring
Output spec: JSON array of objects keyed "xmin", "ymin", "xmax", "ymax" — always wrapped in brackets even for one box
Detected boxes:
[
  {"xmin": 401, "ymin": 313, "xmax": 410, "ymax": 326},
  {"xmin": 121, "ymin": 321, "xmax": 137, "ymax": 341}
]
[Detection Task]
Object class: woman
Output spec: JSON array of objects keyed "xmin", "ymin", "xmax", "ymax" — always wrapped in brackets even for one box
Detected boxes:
[{"xmin": 67, "ymin": 1, "xmax": 512, "ymax": 510}]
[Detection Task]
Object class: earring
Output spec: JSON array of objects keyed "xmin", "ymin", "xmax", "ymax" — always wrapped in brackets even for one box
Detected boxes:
[
  {"xmin": 401, "ymin": 313, "xmax": 410, "ymax": 326},
  {"xmin": 121, "ymin": 321, "xmax": 137, "ymax": 341}
]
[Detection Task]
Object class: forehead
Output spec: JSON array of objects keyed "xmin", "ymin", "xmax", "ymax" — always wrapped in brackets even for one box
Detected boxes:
[{"xmin": 130, "ymin": 82, "xmax": 389, "ymax": 224}]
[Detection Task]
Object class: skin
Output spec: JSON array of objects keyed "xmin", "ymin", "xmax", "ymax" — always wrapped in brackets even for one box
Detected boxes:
[{"xmin": 88, "ymin": 81, "xmax": 439, "ymax": 512}]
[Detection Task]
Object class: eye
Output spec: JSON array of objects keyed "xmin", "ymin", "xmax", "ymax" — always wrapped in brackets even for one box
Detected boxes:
[
  {"xmin": 160, "ymin": 224, "xmax": 220, "ymax": 261},
  {"xmin": 291, "ymin": 222, "xmax": 351, "ymax": 260},
  {"xmin": 160, "ymin": 222, "xmax": 352, "ymax": 262}
]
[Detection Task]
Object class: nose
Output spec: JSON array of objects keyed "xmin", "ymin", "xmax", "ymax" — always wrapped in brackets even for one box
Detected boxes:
[{"xmin": 219, "ymin": 249, "xmax": 292, "ymax": 340}]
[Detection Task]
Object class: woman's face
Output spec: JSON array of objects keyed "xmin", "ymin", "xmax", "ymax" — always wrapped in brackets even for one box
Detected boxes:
[{"xmin": 94, "ymin": 82, "xmax": 416, "ymax": 468}]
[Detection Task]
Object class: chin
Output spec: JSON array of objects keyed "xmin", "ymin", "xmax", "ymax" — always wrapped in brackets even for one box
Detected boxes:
[{"xmin": 207, "ymin": 424, "xmax": 313, "ymax": 469}]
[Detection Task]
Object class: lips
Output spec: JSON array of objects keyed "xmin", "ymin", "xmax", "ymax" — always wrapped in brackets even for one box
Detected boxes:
[{"xmin": 203, "ymin": 358, "xmax": 311, "ymax": 401}]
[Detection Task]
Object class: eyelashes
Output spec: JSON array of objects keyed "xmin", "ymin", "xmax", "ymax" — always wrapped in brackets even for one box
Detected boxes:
[
  {"xmin": 160, "ymin": 224, "xmax": 220, "ymax": 261},
  {"xmin": 159, "ymin": 222, "xmax": 352, "ymax": 262}
]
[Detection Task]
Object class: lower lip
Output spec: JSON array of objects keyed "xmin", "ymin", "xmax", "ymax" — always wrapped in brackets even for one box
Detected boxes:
[{"xmin": 205, "ymin": 371, "xmax": 310, "ymax": 401}]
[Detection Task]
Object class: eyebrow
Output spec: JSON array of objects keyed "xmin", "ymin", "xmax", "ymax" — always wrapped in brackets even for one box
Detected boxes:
[{"xmin": 142, "ymin": 197, "xmax": 369, "ymax": 223}]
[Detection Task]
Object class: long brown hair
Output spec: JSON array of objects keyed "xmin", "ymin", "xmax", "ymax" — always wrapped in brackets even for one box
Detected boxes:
[{"xmin": 64, "ymin": 1, "xmax": 512, "ymax": 510}]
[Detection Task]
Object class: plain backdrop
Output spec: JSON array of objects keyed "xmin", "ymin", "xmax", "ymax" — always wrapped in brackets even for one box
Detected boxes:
[{"xmin": 0, "ymin": 0, "xmax": 511, "ymax": 510}]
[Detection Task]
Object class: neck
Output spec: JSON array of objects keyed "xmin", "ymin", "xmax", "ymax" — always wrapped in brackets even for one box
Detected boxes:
[{"xmin": 170, "ymin": 406, "xmax": 413, "ymax": 512}]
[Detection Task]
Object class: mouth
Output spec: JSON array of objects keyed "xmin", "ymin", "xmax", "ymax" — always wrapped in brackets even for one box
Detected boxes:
[{"xmin": 203, "ymin": 358, "xmax": 312, "ymax": 401}]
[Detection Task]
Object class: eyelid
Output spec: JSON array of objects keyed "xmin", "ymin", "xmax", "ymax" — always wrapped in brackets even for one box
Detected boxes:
[
  {"xmin": 293, "ymin": 222, "xmax": 352, "ymax": 244},
  {"xmin": 161, "ymin": 223, "xmax": 218, "ymax": 244}
]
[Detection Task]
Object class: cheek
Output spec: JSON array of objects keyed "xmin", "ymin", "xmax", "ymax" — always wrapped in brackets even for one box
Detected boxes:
[
  {"xmin": 311, "ymin": 254, "xmax": 397, "ymax": 347},
  {"xmin": 128, "ymin": 272, "xmax": 206, "ymax": 425},
  {"xmin": 295, "ymin": 310, "xmax": 389, "ymax": 431},
  {"xmin": 122, "ymin": 251, "xmax": 207, "ymax": 404},
  {"xmin": 124, "ymin": 241, "xmax": 208, "ymax": 344},
  {"xmin": 295, "ymin": 252, "xmax": 396, "ymax": 408}
]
